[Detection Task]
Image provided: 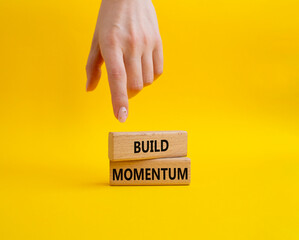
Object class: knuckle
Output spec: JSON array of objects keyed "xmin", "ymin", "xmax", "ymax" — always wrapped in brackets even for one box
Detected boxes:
[
  {"xmin": 109, "ymin": 68, "xmax": 125, "ymax": 80},
  {"xmin": 125, "ymin": 29, "xmax": 154, "ymax": 50},
  {"xmin": 141, "ymin": 33, "xmax": 149, "ymax": 46},
  {"xmin": 154, "ymin": 35, "xmax": 162, "ymax": 46},
  {"xmin": 127, "ymin": 34, "xmax": 139, "ymax": 48},
  {"xmin": 130, "ymin": 32, "xmax": 150, "ymax": 47},
  {"xmin": 126, "ymin": 28, "xmax": 142, "ymax": 48},
  {"xmin": 128, "ymin": 81, "xmax": 143, "ymax": 92},
  {"xmin": 103, "ymin": 32, "xmax": 119, "ymax": 47}
]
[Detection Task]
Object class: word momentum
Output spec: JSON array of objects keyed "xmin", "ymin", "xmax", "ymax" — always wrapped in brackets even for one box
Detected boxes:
[
  {"xmin": 109, "ymin": 131, "xmax": 187, "ymax": 161},
  {"xmin": 113, "ymin": 167, "xmax": 188, "ymax": 181},
  {"xmin": 110, "ymin": 157, "xmax": 191, "ymax": 185}
]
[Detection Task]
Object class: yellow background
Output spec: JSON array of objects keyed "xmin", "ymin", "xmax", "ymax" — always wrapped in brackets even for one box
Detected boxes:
[{"xmin": 0, "ymin": 0, "xmax": 299, "ymax": 239}]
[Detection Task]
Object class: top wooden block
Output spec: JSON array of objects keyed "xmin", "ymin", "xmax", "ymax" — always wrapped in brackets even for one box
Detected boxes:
[{"xmin": 109, "ymin": 131, "xmax": 188, "ymax": 161}]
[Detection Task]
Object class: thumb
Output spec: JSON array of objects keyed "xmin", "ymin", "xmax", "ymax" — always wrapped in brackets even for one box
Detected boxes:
[{"xmin": 86, "ymin": 38, "xmax": 104, "ymax": 91}]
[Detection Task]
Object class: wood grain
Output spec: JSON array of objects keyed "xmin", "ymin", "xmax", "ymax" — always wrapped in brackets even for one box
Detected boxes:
[
  {"xmin": 110, "ymin": 157, "xmax": 191, "ymax": 186},
  {"xmin": 109, "ymin": 131, "xmax": 187, "ymax": 161}
]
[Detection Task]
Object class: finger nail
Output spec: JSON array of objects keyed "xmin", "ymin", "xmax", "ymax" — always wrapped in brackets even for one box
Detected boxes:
[{"xmin": 118, "ymin": 107, "xmax": 128, "ymax": 123}]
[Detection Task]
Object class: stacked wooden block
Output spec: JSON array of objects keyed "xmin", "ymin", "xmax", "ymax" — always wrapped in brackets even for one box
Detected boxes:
[{"xmin": 109, "ymin": 131, "xmax": 190, "ymax": 185}]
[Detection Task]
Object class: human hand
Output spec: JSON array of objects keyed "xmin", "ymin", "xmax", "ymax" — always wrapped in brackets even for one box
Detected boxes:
[{"xmin": 86, "ymin": 0, "xmax": 163, "ymax": 123}]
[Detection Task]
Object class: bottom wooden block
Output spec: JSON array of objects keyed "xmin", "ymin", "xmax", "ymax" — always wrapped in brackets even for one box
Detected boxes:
[{"xmin": 110, "ymin": 157, "xmax": 191, "ymax": 186}]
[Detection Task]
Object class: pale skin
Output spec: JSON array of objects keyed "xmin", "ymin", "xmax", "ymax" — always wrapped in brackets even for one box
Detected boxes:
[{"xmin": 86, "ymin": 0, "xmax": 163, "ymax": 123}]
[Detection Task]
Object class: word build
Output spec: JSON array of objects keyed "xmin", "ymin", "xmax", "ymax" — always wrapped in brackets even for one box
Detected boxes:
[
  {"xmin": 110, "ymin": 157, "xmax": 191, "ymax": 185},
  {"xmin": 109, "ymin": 131, "xmax": 187, "ymax": 161},
  {"xmin": 134, "ymin": 140, "xmax": 169, "ymax": 153}
]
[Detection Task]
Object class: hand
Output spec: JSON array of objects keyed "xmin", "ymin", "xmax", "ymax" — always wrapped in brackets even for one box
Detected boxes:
[{"xmin": 86, "ymin": 0, "xmax": 163, "ymax": 123}]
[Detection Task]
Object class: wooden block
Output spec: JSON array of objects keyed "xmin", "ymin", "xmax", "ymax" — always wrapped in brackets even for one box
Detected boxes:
[
  {"xmin": 109, "ymin": 131, "xmax": 187, "ymax": 161},
  {"xmin": 110, "ymin": 157, "xmax": 191, "ymax": 185}
]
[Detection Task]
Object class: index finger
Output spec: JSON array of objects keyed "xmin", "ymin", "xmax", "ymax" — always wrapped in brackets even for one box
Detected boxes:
[{"xmin": 101, "ymin": 47, "xmax": 129, "ymax": 123}]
